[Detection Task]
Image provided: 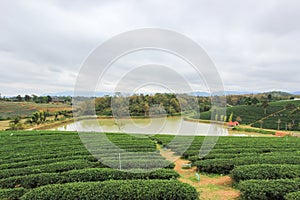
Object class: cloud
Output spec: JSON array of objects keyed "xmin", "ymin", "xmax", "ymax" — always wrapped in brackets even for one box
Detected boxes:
[{"xmin": 0, "ymin": 0, "xmax": 299, "ymax": 96}]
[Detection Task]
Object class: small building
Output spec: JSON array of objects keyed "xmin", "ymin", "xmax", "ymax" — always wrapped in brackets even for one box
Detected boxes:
[{"xmin": 228, "ymin": 121, "xmax": 239, "ymax": 127}]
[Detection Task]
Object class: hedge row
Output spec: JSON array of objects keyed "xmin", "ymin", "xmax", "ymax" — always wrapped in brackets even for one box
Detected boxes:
[
  {"xmin": 0, "ymin": 150, "xmax": 90, "ymax": 165},
  {"xmin": 0, "ymin": 168, "xmax": 179, "ymax": 189},
  {"xmin": 194, "ymin": 156, "xmax": 300, "ymax": 174},
  {"xmin": 99, "ymin": 159, "xmax": 174, "ymax": 170},
  {"xmin": 285, "ymin": 191, "xmax": 300, "ymax": 200},
  {"xmin": 21, "ymin": 180, "xmax": 199, "ymax": 200},
  {"xmin": 0, "ymin": 188, "xmax": 27, "ymax": 200},
  {"xmin": 0, "ymin": 155, "xmax": 98, "ymax": 170},
  {"xmin": 182, "ymin": 147, "xmax": 299, "ymax": 159},
  {"xmin": 0, "ymin": 160, "xmax": 104, "ymax": 179},
  {"xmin": 231, "ymin": 164, "xmax": 300, "ymax": 182},
  {"xmin": 238, "ymin": 179, "xmax": 300, "ymax": 200}
]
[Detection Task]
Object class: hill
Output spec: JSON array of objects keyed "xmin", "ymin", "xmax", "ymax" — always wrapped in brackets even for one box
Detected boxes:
[
  {"xmin": 194, "ymin": 99, "xmax": 300, "ymax": 131},
  {"xmin": 0, "ymin": 101, "xmax": 71, "ymax": 119}
]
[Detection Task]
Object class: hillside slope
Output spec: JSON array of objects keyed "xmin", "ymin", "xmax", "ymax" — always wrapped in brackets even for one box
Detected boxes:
[{"xmin": 194, "ymin": 100, "xmax": 300, "ymax": 131}]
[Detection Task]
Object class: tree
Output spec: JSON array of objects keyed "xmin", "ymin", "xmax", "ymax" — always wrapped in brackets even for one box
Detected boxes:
[
  {"xmin": 244, "ymin": 97, "xmax": 252, "ymax": 105},
  {"xmin": 228, "ymin": 112, "xmax": 233, "ymax": 122},
  {"xmin": 32, "ymin": 112, "xmax": 40, "ymax": 124},
  {"xmin": 46, "ymin": 96, "xmax": 52, "ymax": 103},
  {"xmin": 259, "ymin": 120, "xmax": 264, "ymax": 129},
  {"xmin": 54, "ymin": 112, "xmax": 59, "ymax": 121},
  {"xmin": 262, "ymin": 101, "xmax": 269, "ymax": 114},
  {"xmin": 236, "ymin": 116, "xmax": 242, "ymax": 123},
  {"xmin": 215, "ymin": 114, "xmax": 219, "ymax": 121},
  {"xmin": 24, "ymin": 95, "xmax": 31, "ymax": 102},
  {"xmin": 252, "ymin": 97, "xmax": 259, "ymax": 105},
  {"xmin": 32, "ymin": 95, "xmax": 38, "ymax": 103},
  {"xmin": 144, "ymin": 103, "xmax": 149, "ymax": 117},
  {"xmin": 16, "ymin": 95, "xmax": 22, "ymax": 102},
  {"xmin": 9, "ymin": 116, "xmax": 23, "ymax": 130},
  {"xmin": 277, "ymin": 118, "xmax": 281, "ymax": 130},
  {"xmin": 267, "ymin": 94, "xmax": 272, "ymax": 101}
]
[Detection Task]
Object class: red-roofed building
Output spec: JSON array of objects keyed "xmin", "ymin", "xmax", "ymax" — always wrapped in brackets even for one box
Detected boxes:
[{"xmin": 228, "ymin": 121, "xmax": 239, "ymax": 127}]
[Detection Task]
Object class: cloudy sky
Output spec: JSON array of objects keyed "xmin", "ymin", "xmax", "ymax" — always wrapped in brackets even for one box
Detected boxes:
[{"xmin": 0, "ymin": 0, "xmax": 299, "ymax": 96}]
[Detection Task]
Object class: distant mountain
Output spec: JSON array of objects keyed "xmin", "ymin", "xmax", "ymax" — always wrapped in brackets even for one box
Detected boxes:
[
  {"xmin": 260, "ymin": 91, "xmax": 293, "ymax": 97},
  {"xmin": 224, "ymin": 91, "xmax": 255, "ymax": 95},
  {"xmin": 190, "ymin": 91, "xmax": 254, "ymax": 96},
  {"xmin": 46, "ymin": 90, "xmax": 298, "ymax": 97},
  {"xmin": 45, "ymin": 91, "xmax": 112, "ymax": 97},
  {"xmin": 189, "ymin": 92, "xmax": 210, "ymax": 96}
]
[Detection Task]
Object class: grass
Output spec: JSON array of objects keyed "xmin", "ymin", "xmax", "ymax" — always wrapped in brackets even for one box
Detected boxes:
[{"xmin": 0, "ymin": 101, "xmax": 71, "ymax": 119}]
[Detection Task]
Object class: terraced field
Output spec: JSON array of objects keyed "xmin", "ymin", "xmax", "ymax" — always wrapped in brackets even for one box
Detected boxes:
[
  {"xmin": 194, "ymin": 100, "xmax": 300, "ymax": 131},
  {"xmin": 3, "ymin": 131, "xmax": 300, "ymax": 199},
  {"xmin": 0, "ymin": 131, "xmax": 198, "ymax": 200},
  {"xmin": 153, "ymin": 135, "xmax": 300, "ymax": 200},
  {"xmin": 0, "ymin": 102, "xmax": 71, "ymax": 119}
]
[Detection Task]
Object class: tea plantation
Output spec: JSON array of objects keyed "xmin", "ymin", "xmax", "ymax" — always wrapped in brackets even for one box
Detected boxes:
[
  {"xmin": 0, "ymin": 131, "xmax": 198, "ymax": 200},
  {"xmin": 194, "ymin": 99, "xmax": 300, "ymax": 131},
  {"xmin": 153, "ymin": 134, "xmax": 300, "ymax": 200}
]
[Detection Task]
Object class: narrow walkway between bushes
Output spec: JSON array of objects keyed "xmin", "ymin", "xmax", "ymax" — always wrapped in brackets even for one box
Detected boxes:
[{"xmin": 159, "ymin": 147, "xmax": 240, "ymax": 200}]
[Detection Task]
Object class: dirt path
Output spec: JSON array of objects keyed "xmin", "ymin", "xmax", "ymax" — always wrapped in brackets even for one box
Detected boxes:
[{"xmin": 160, "ymin": 148, "xmax": 240, "ymax": 200}]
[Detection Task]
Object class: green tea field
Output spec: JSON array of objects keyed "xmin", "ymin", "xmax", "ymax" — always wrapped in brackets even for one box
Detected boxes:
[
  {"xmin": 153, "ymin": 134, "xmax": 300, "ymax": 200},
  {"xmin": 0, "ymin": 131, "xmax": 198, "ymax": 200}
]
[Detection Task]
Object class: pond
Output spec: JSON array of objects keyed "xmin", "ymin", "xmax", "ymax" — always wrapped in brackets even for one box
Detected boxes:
[{"xmin": 52, "ymin": 117, "xmax": 230, "ymax": 136}]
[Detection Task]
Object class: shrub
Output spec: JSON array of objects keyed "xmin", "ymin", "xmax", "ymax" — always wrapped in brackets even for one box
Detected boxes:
[
  {"xmin": 231, "ymin": 164, "xmax": 300, "ymax": 182},
  {"xmin": 238, "ymin": 179, "xmax": 300, "ymax": 200},
  {"xmin": 21, "ymin": 180, "xmax": 199, "ymax": 200},
  {"xmin": 285, "ymin": 191, "xmax": 300, "ymax": 200},
  {"xmin": 0, "ymin": 188, "xmax": 27, "ymax": 200},
  {"xmin": 0, "ymin": 168, "xmax": 179, "ymax": 189},
  {"xmin": 194, "ymin": 156, "xmax": 300, "ymax": 174},
  {"xmin": 0, "ymin": 160, "xmax": 102, "ymax": 179}
]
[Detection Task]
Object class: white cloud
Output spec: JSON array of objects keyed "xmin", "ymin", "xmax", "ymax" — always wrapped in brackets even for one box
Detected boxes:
[{"xmin": 0, "ymin": 0, "xmax": 299, "ymax": 96}]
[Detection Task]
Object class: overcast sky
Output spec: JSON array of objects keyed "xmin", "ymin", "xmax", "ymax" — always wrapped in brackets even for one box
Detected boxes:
[{"xmin": 0, "ymin": 0, "xmax": 299, "ymax": 96}]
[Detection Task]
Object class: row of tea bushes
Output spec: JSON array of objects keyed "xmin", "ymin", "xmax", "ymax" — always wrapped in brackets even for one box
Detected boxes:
[
  {"xmin": 0, "ymin": 168, "xmax": 179, "ymax": 189},
  {"xmin": 238, "ymin": 178, "xmax": 300, "ymax": 200},
  {"xmin": 285, "ymin": 191, "xmax": 300, "ymax": 200},
  {"xmin": 194, "ymin": 156, "xmax": 300, "ymax": 174},
  {"xmin": 21, "ymin": 180, "xmax": 199, "ymax": 200},
  {"xmin": 0, "ymin": 160, "xmax": 104, "ymax": 179},
  {"xmin": 231, "ymin": 164, "xmax": 300, "ymax": 182}
]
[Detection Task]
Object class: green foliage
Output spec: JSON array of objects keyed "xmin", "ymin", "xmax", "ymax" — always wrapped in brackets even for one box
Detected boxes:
[
  {"xmin": 229, "ymin": 112, "xmax": 233, "ymax": 122},
  {"xmin": 194, "ymin": 156, "xmax": 300, "ymax": 174},
  {"xmin": 285, "ymin": 191, "xmax": 300, "ymax": 200},
  {"xmin": 194, "ymin": 100, "xmax": 300, "ymax": 130},
  {"xmin": 231, "ymin": 164, "xmax": 300, "ymax": 182},
  {"xmin": 0, "ymin": 160, "xmax": 103, "ymax": 179},
  {"xmin": 238, "ymin": 179, "xmax": 300, "ymax": 200},
  {"xmin": 0, "ymin": 131, "xmax": 180, "ymax": 199},
  {"xmin": 152, "ymin": 134, "xmax": 300, "ymax": 200},
  {"xmin": 0, "ymin": 168, "xmax": 179, "ymax": 189},
  {"xmin": 233, "ymin": 126, "xmax": 275, "ymax": 134},
  {"xmin": 95, "ymin": 93, "xmax": 211, "ymax": 117},
  {"xmin": 0, "ymin": 188, "xmax": 27, "ymax": 200},
  {"xmin": 21, "ymin": 180, "xmax": 199, "ymax": 200}
]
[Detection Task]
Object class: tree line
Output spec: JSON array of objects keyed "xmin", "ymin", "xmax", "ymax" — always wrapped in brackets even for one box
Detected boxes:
[
  {"xmin": 0, "ymin": 94, "xmax": 71, "ymax": 104},
  {"xmin": 76, "ymin": 93, "xmax": 212, "ymax": 117}
]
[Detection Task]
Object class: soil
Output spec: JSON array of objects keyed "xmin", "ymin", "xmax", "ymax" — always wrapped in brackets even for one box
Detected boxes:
[{"xmin": 160, "ymin": 148, "xmax": 240, "ymax": 200}]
